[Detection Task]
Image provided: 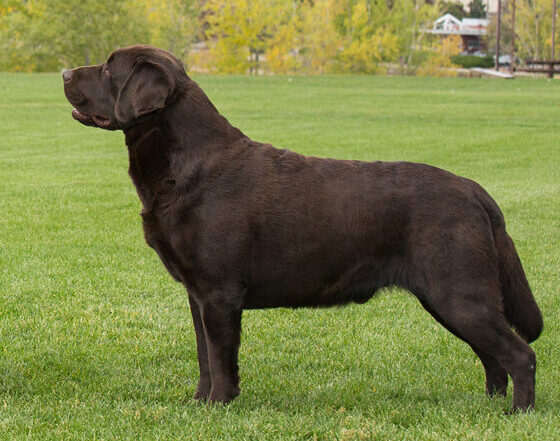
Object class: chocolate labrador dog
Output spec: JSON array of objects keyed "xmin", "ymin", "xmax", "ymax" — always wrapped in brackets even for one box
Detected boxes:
[{"xmin": 63, "ymin": 45, "xmax": 542, "ymax": 411}]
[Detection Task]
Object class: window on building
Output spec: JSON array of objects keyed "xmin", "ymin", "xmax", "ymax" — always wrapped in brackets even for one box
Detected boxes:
[{"xmin": 468, "ymin": 40, "xmax": 480, "ymax": 50}]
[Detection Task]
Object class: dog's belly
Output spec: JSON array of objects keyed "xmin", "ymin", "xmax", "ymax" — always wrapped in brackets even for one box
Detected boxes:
[
  {"xmin": 242, "ymin": 278, "xmax": 378, "ymax": 309},
  {"xmin": 241, "ymin": 251, "xmax": 406, "ymax": 309}
]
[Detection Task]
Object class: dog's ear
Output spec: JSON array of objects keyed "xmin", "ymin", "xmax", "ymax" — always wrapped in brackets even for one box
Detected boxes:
[{"xmin": 115, "ymin": 60, "xmax": 174, "ymax": 124}]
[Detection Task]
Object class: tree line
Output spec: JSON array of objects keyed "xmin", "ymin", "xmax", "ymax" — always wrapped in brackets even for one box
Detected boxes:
[{"xmin": 0, "ymin": 0, "xmax": 558, "ymax": 74}]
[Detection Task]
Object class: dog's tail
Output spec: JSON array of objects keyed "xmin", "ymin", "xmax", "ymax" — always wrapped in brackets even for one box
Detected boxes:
[{"xmin": 475, "ymin": 185, "xmax": 543, "ymax": 343}]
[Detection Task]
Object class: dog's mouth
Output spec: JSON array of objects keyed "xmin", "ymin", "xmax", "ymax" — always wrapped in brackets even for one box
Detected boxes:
[{"xmin": 71, "ymin": 108, "xmax": 115, "ymax": 130}]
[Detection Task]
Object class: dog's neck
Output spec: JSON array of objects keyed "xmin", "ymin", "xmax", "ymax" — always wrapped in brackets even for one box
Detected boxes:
[
  {"xmin": 123, "ymin": 79, "xmax": 247, "ymax": 211},
  {"xmin": 123, "ymin": 80, "xmax": 245, "ymax": 148}
]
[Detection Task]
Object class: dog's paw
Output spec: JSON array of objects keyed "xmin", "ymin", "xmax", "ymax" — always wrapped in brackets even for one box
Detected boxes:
[
  {"xmin": 193, "ymin": 379, "xmax": 212, "ymax": 401},
  {"xmin": 208, "ymin": 385, "xmax": 240, "ymax": 404}
]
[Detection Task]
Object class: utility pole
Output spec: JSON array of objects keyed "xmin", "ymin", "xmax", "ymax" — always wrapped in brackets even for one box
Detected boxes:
[
  {"xmin": 496, "ymin": 0, "xmax": 502, "ymax": 71},
  {"xmin": 510, "ymin": 0, "xmax": 516, "ymax": 74},
  {"xmin": 552, "ymin": 0, "xmax": 557, "ymax": 61}
]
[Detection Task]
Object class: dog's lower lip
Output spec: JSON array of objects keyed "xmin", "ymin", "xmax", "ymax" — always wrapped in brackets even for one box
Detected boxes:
[
  {"xmin": 72, "ymin": 108, "xmax": 113, "ymax": 129},
  {"xmin": 72, "ymin": 108, "xmax": 87, "ymax": 119},
  {"xmin": 92, "ymin": 115, "xmax": 112, "ymax": 127}
]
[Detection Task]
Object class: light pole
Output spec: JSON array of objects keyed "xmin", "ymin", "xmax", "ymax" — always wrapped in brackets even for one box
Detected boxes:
[
  {"xmin": 510, "ymin": 0, "xmax": 515, "ymax": 74},
  {"xmin": 552, "ymin": 0, "xmax": 557, "ymax": 61},
  {"xmin": 496, "ymin": 0, "xmax": 502, "ymax": 71}
]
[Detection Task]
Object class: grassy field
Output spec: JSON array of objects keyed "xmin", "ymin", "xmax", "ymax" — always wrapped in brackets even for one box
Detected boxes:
[{"xmin": 0, "ymin": 73, "xmax": 559, "ymax": 440}]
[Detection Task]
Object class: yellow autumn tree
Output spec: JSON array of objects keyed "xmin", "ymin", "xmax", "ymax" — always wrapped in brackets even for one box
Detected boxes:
[
  {"xmin": 204, "ymin": 0, "xmax": 288, "ymax": 74},
  {"xmin": 299, "ymin": 0, "xmax": 343, "ymax": 74},
  {"xmin": 332, "ymin": 0, "xmax": 399, "ymax": 74},
  {"xmin": 417, "ymin": 34, "xmax": 462, "ymax": 77},
  {"xmin": 141, "ymin": 0, "xmax": 199, "ymax": 62},
  {"xmin": 265, "ymin": 3, "xmax": 301, "ymax": 74}
]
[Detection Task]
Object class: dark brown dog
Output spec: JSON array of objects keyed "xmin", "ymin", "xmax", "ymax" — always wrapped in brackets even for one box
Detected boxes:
[{"xmin": 63, "ymin": 45, "xmax": 542, "ymax": 411}]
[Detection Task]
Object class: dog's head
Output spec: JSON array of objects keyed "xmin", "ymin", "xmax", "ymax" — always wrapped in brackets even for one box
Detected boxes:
[{"xmin": 63, "ymin": 45, "xmax": 186, "ymax": 130}]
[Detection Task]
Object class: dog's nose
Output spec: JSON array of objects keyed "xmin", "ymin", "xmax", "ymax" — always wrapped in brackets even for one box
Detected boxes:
[{"xmin": 62, "ymin": 69, "xmax": 73, "ymax": 82}]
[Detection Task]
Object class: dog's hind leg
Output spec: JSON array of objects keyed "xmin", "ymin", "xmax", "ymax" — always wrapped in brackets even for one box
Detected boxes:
[
  {"xmin": 417, "ymin": 297, "xmax": 508, "ymax": 397},
  {"xmin": 418, "ymin": 287, "xmax": 535, "ymax": 411},
  {"xmin": 473, "ymin": 347, "xmax": 508, "ymax": 397}
]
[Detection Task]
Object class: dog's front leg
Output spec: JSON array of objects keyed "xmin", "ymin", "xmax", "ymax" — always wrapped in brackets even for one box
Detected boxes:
[
  {"xmin": 198, "ymin": 292, "xmax": 242, "ymax": 404},
  {"xmin": 188, "ymin": 294, "xmax": 212, "ymax": 400}
]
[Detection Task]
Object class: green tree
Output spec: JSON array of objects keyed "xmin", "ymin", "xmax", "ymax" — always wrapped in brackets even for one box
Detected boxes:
[
  {"xmin": 485, "ymin": 0, "xmax": 559, "ymax": 62},
  {"xmin": 47, "ymin": 0, "xmax": 149, "ymax": 67},
  {"xmin": 0, "ymin": 0, "xmax": 149, "ymax": 71},
  {"xmin": 515, "ymin": 0, "xmax": 558, "ymax": 60},
  {"xmin": 390, "ymin": 0, "xmax": 440, "ymax": 71},
  {"xmin": 468, "ymin": 0, "xmax": 486, "ymax": 18},
  {"xmin": 142, "ymin": 0, "xmax": 199, "ymax": 62},
  {"xmin": 486, "ymin": 0, "xmax": 513, "ymax": 58},
  {"xmin": 0, "ymin": 0, "xmax": 56, "ymax": 71},
  {"xmin": 440, "ymin": 1, "xmax": 467, "ymax": 19}
]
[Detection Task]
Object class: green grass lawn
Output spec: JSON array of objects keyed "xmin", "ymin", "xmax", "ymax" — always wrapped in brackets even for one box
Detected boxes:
[{"xmin": 0, "ymin": 73, "xmax": 559, "ymax": 440}]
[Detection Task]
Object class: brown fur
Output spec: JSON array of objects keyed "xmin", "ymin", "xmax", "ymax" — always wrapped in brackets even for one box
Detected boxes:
[{"xmin": 63, "ymin": 45, "xmax": 542, "ymax": 411}]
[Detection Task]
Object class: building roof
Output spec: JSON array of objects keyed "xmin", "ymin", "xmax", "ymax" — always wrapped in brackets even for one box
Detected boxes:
[{"xmin": 431, "ymin": 14, "xmax": 489, "ymax": 36}]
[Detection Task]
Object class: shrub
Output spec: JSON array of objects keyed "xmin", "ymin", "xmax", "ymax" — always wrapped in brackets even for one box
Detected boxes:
[{"xmin": 451, "ymin": 54, "xmax": 494, "ymax": 68}]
